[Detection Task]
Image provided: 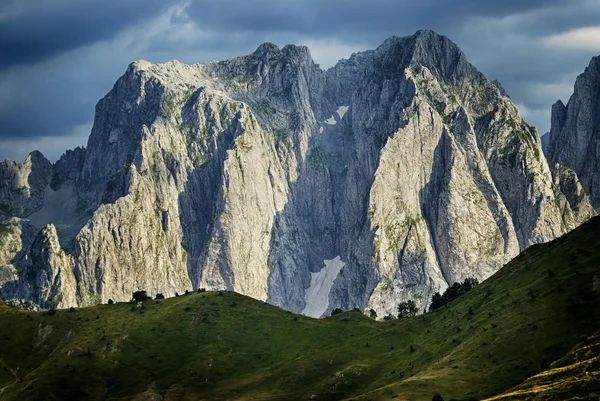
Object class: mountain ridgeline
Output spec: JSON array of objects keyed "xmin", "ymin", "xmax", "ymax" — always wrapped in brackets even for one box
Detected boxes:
[{"xmin": 0, "ymin": 30, "xmax": 595, "ymax": 317}]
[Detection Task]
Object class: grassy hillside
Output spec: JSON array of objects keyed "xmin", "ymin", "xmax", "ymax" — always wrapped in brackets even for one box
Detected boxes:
[
  {"xmin": 484, "ymin": 330, "xmax": 600, "ymax": 400},
  {"xmin": 1, "ymin": 216, "xmax": 600, "ymax": 400}
]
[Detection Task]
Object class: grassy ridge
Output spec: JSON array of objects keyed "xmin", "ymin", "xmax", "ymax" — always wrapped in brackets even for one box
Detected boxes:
[{"xmin": 1, "ymin": 216, "xmax": 600, "ymax": 400}]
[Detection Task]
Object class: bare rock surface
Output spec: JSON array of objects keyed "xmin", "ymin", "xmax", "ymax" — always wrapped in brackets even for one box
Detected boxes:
[
  {"xmin": 548, "ymin": 56, "xmax": 600, "ymax": 211},
  {"xmin": 0, "ymin": 31, "xmax": 594, "ymax": 316}
]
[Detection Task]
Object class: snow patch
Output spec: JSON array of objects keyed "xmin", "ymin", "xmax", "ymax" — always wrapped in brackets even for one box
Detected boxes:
[
  {"xmin": 319, "ymin": 126, "xmax": 324, "ymax": 134},
  {"xmin": 324, "ymin": 106, "xmax": 348, "ymax": 125},
  {"xmin": 336, "ymin": 105, "xmax": 349, "ymax": 119},
  {"xmin": 302, "ymin": 256, "xmax": 345, "ymax": 318}
]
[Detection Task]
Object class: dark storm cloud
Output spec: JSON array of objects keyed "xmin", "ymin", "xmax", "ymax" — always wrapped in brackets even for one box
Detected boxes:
[
  {"xmin": 0, "ymin": 0, "xmax": 599, "ymax": 161},
  {"xmin": 0, "ymin": 0, "xmax": 575, "ymax": 72},
  {"xmin": 0, "ymin": 0, "xmax": 170, "ymax": 70},
  {"xmin": 183, "ymin": 0, "xmax": 568, "ymax": 38}
]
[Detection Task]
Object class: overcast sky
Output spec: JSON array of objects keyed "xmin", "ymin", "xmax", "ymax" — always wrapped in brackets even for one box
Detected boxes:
[{"xmin": 1, "ymin": 0, "xmax": 599, "ymax": 162}]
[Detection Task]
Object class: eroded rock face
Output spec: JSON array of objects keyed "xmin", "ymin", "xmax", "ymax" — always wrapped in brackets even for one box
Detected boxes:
[
  {"xmin": 0, "ymin": 30, "xmax": 594, "ymax": 315},
  {"xmin": 0, "ymin": 218, "xmax": 36, "ymax": 292},
  {"xmin": 0, "ymin": 151, "xmax": 52, "ymax": 221},
  {"xmin": 548, "ymin": 56, "xmax": 600, "ymax": 211}
]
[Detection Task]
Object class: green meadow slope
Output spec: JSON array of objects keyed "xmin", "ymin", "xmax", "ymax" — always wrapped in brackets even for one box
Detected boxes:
[
  {"xmin": 485, "ymin": 331, "xmax": 600, "ymax": 400},
  {"xmin": 1, "ymin": 216, "xmax": 600, "ymax": 401}
]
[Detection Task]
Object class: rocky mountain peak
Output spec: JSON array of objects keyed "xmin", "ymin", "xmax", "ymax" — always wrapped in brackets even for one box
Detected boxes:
[
  {"xmin": 0, "ymin": 31, "xmax": 595, "ymax": 318},
  {"xmin": 253, "ymin": 42, "xmax": 280, "ymax": 56},
  {"xmin": 372, "ymin": 30, "xmax": 480, "ymax": 88},
  {"xmin": 25, "ymin": 150, "xmax": 50, "ymax": 164}
]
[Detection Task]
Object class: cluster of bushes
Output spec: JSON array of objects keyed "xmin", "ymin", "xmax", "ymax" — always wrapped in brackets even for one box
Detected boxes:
[
  {"xmin": 367, "ymin": 299, "xmax": 418, "ymax": 321},
  {"xmin": 397, "ymin": 300, "xmax": 418, "ymax": 318},
  {"xmin": 330, "ymin": 307, "xmax": 362, "ymax": 316},
  {"xmin": 132, "ymin": 291, "xmax": 150, "ymax": 302},
  {"xmin": 317, "ymin": 278, "xmax": 481, "ymax": 321},
  {"xmin": 429, "ymin": 278, "xmax": 479, "ymax": 311},
  {"xmin": 129, "ymin": 288, "xmax": 208, "ymax": 303}
]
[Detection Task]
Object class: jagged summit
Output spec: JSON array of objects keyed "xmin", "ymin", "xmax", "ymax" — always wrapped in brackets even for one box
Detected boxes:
[
  {"xmin": 125, "ymin": 30, "xmax": 468, "ymax": 87},
  {"xmin": 252, "ymin": 42, "xmax": 312, "ymax": 59},
  {"xmin": 585, "ymin": 54, "xmax": 600, "ymax": 73},
  {"xmin": 128, "ymin": 59, "xmax": 154, "ymax": 72},
  {"xmin": 253, "ymin": 42, "xmax": 279, "ymax": 54},
  {"xmin": 0, "ymin": 150, "xmax": 48, "ymax": 165},
  {"xmin": 368, "ymin": 30, "xmax": 480, "ymax": 87},
  {"xmin": 25, "ymin": 150, "xmax": 47, "ymax": 161}
]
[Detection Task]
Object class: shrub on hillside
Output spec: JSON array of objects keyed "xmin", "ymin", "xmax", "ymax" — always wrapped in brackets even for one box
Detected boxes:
[
  {"xmin": 432, "ymin": 394, "xmax": 445, "ymax": 401},
  {"xmin": 331, "ymin": 308, "xmax": 343, "ymax": 316},
  {"xmin": 132, "ymin": 291, "xmax": 149, "ymax": 302},
  {"xmin": 369, "ymin": 309, "xmax": 377, "ymax": 320},
  {"xmin": 430, "ymin": 278, "xmax": 479, "ymax": 311},
  {"xmin": 155, "ymin": 293, "xmax": 165, "ymax": 300},
  {"xmin": 108, "ymin": 299, "xmax": 114, "ymax": 305},
  {"xmin": 397, "ymin": 300, "xmax": 418, "ymax": 318}
]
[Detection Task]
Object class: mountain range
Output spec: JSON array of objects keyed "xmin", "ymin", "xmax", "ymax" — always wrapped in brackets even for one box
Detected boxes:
[{"xmin": 0, "ymin": 30, "xmax": 597, "ymax": 318}]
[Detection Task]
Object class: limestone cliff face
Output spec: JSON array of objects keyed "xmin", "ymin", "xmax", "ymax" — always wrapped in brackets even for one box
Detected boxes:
[
  {"xmin": 0, "ymin": 151, "xmax": 52, "ymax": 221},
  {"xmin": 0, "ymin": 31, "xmax": 594, "ymax": 316},
  {"xmin": 548, "ymin": 56, "xmax": 600, "ymax": 211},
  {"xmin": 0, "ymin": 218, "xmax": 36, "ymax": 293}
]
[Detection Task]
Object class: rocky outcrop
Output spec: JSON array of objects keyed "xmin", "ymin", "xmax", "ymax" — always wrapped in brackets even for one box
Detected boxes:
[
  {"xmin": 0, "ymin": 30, "xmax": 594, "ymax": 316},
  {"xmin": 547, "ymin": 56, "xmax": 600, "ymax": 211},
  {"xmin": 0, "ymin": 218, "xmax": 78, "ymax": 309},
  {"xmin": 0, "ymin": 151, "xmax": 52, "ymax": 221},
  {"xmin": 26, "ymin": 225, "xmax": 78, "ymax": 308},
  {"xmin": 0, "ymin": 218, "xmax": 36, "ymax": 292},
  {"xmin": 552, "ymin": 164, "xmax": 596, "ymax": 227},
  {"xmin": 50, "ymin": 147, "xmax": 86, "ymax": 190}
]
